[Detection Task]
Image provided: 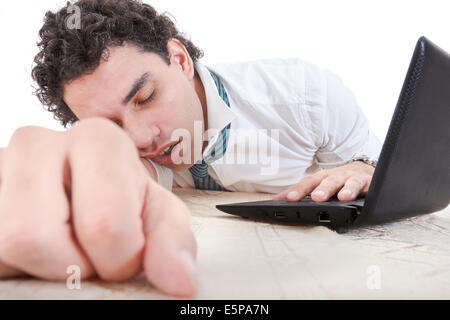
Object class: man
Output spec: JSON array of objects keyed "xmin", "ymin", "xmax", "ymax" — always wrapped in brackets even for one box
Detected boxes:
[{"xmin": 0, "ymin": 0, "xmax": 381, "ymax": 297}]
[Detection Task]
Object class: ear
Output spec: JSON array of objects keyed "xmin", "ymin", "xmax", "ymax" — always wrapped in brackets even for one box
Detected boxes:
[{"xmin": 166, "ymin": 38, "xmax": 195, "ymax": 80}]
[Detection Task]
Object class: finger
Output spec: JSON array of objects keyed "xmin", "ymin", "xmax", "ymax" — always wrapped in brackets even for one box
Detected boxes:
[
  {"xmin": 272, "ymin": 186, "xmax": 294, "ymax": 200},
  {"xmin": 337, "ymin": 175, "xmax": 371, "ymax": 201},
  {"xmin": 0, "ymin": 126, "xmax": 95, "ymax": 280},
  {"xmin": 69, "ymin": 118, "xmax": 146, "ymax": 281},
  {"xmin": 311, "ymin": 174, "xmax": 347, "ymax": 202},
  {"xmin": 142, "ymin": 178, "xmax": 197, "ymax": 298},
  {"xmin": 272, "ymin": 190, "xmax": 290, "ymax": 201},
  {"xmin": 273, "ymin": 170, "xmax": 328, "ymax": 201}
]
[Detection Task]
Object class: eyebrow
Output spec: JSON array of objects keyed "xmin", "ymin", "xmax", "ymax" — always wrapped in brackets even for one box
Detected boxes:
[{"xmin": 122, "ymin": 72, "xmax": 152, "ymax": 105}]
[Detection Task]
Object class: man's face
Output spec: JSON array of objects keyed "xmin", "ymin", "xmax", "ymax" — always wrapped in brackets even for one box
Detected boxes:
[{"xmin": 64, "ymin": 40, "xmax": 206, "ymax": 171}]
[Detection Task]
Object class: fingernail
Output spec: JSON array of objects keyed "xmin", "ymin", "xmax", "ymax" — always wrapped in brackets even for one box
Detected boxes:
[
  {"xmin": 287, "ymin": 191, "xmax": 300, "ymax": 200},
  {"xmin": 312, "ymin": 190, "xmax": 326, "ymax": 198},
  {"xmin": 341, "ymin": 189, "xmax": 353, "ymax": 197},
  {"xmin": 179, "ymin": 249, "xmax": 197, "ymax": 280}
]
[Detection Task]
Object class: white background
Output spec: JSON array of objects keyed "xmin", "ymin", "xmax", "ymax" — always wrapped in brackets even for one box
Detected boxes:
[{"xmin": 1, "ymin": 0, "xmax": 450, "ymax": 147}]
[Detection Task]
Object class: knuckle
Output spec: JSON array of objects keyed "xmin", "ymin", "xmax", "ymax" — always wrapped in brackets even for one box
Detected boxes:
[
  {"xmin": 72, "ymin": 118, "xmax": 121, "ymax": 141},
  {"xmin": 74, "ymin": 117, "xmax": 117, "ymax": 133},
  {"xmin": 9, "ymin": 126, "xmax": 49, "ymax": 150},
  {"xmin": 10, "ymin": 126, "xmax": 42, "ymax": 142},
  {"xmin": 349, "ymin": 174, "xmax": 370, "ymax": 187},
  {"xmin": 77, "ymin": 210, "xmax": 122, "ymax": 244},
  {"xmin": 318, "ymin": 169, "xmax": 330, "ymax": 177},
  {"xmin": 8, "ymin": 127, "xmax": 63, "ymax": 160},
  {"xmin": 344, "ymin": 178, "xmax": 357, "ymax": 188},
  {"xmin": 71, "ymin": 118, "xmax": 134, "ymax": 153},
  {"xmin": 323, "ymin": 176, "xmax": 341, "ymax": 186}
]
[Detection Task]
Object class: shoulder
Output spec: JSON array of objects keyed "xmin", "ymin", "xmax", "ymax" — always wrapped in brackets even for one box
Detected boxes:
[{"xmin": 207, "ymin": 58, "xmax": 326, "ymax": 105}]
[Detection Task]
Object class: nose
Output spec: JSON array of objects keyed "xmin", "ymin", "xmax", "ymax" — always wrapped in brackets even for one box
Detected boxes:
[{"xmin": 122, "ymin": 120, "xmax": 161, "ymax": 156}]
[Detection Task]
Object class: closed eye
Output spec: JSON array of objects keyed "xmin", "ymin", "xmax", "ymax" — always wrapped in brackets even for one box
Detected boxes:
[{"xmin": 137, "ymin": 91, "xmax": 156, "ymax": 106}]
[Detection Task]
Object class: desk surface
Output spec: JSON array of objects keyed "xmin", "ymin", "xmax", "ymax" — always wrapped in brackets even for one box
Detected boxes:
[{"xmin": 1, "ymin": 188, "xmax": 449, "ymax": 299}]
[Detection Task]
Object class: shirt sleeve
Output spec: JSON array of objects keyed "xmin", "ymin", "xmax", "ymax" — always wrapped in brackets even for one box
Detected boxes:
[
  {"xmin": 314, "ymin": 69, "xmax": 382, "ymax": 169},
  {"xmin": 144, "ymin": 158, "xmax": 173, "ymax": 191}
]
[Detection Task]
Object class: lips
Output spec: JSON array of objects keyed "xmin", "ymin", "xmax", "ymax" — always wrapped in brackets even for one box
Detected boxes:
[
  {"xmin": 142, "ymin": 138, "xmax": 183, "ymax": 159},
  {"xmin": 160, "ymin": 143, "xmax": 176, "ymax": 156},
  {"xmin": 150, "ymin": 139, "xmax": 184, "ymax": 166}
]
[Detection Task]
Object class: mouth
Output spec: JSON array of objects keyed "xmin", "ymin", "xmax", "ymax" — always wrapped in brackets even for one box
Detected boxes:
[
  {"xmin": 158, "ymin": 140, "xmax": 179, "ymax": 156},
  {"xmin": 144, "ymin": 137, "xmax": 184, "ymax": 165}
]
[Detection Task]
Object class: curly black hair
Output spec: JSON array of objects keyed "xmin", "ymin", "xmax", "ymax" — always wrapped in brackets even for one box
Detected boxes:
[{"xmin": 32, "ymin": 0, "xmax": 204, "ymax": 128}]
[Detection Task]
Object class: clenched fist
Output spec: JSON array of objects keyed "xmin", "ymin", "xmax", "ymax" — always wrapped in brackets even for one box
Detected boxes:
[{"xmin": 0, "ymin": 118, "xmax": 197, "ymax": 297}]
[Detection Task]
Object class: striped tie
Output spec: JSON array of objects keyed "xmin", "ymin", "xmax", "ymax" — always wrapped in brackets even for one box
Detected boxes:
[{"xmin": 188, "ymin": 69, "xmax": 231, "ymax": 191}]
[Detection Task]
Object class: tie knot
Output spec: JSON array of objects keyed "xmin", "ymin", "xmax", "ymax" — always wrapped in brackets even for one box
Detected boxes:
[{"xmin": 189, "ymin": 162, "xmax": 209, "ymax": 178}]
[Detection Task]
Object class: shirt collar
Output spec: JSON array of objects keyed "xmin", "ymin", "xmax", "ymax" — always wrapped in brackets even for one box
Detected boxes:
[{"xmin": 194, "ymin": 61, "xmax": 237, "ymax": 156}]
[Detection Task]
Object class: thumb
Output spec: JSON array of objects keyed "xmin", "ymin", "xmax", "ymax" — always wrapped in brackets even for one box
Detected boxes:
[{"xmin": 141, "ymin": 179, "xmax": 197, "ymax": 297}]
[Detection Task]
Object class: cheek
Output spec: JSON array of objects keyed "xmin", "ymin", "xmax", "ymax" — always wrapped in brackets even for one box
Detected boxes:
[
  {"xmin": 145, "ymin": 97, "xmax": 190, "ymax": 140},
  {"xmin": 163, "ymin": 84, "xmax": 202, "ymax": 128}
]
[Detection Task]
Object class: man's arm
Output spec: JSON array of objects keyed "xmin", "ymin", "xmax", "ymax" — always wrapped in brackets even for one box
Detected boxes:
[
  {"xmin": 313, "ymin": 70, "xmax": 381, "ymax": 168},
  {"xmin": 274, "ymin": 69, "xmax": 381, "ymax": 202}
]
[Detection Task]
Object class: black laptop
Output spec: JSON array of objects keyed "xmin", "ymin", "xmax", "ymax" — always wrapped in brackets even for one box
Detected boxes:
[{"xmin": 216, "ymin": 36, "xmax": 450, "ymax": 234}]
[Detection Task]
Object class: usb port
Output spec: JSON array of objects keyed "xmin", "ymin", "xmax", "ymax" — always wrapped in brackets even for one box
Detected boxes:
[
  {"xmin": 318, "ymin": 211, "xmax": 331, "ymax": 223},
  {"xmin": 274, "ymin": 211, "xmax": 286, "ymax": 218}
]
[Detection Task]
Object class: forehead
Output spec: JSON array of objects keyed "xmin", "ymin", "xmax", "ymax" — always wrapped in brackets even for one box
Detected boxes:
[{"xmin": 63, "ymin": 43, "xmax": 164, "ymax": 113}]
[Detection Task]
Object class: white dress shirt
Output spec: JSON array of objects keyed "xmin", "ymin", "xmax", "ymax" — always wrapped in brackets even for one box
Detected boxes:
[{"xmin": 148, "ymin": 58, "xmax": 382, "ymax": 194}]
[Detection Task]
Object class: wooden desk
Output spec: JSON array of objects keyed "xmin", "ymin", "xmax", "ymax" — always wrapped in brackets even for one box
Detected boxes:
[{"xmin": 1, "ymin": 188, "xmax": 449, "ymax": 299}]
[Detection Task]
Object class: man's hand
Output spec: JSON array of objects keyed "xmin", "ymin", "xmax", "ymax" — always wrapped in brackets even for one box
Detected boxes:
[
  {"xmin": 0, "ymin": 118, "xmax": 197, "ymax": 297},
  {"xmin": 273, "ymin": 161, "xmax": 375, "ymax": 202}
]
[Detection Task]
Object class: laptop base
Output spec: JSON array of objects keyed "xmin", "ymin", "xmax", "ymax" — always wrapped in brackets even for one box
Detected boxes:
[{"xmin": 216, "ymin": 198, "xmax": 365, "ymax": 233}]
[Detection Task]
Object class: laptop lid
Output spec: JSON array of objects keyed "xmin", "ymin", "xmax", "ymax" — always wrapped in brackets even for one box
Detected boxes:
[{"xmin": 354, "ymin": 36, "xmax": 450, "ymax": 227}]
